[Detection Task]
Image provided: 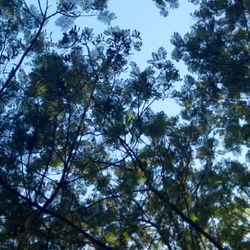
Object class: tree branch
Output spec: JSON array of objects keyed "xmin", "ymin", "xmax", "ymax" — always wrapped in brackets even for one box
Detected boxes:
[
  {"xmin": 0, "ymin": 175, "xmax": 112, "ymax": 250},
  {"xmin": 119, "ymin": 137, "xmax": 224, "ymax": 250},
  {"xmin": 0, "ymin": 17, "xmax": 46, "ymax": 96}
]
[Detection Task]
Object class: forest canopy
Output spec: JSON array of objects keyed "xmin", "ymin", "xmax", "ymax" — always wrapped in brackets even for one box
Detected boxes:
[{"xmin": 0, "ymin": 0, "xmax": 249, "ymax": 249}]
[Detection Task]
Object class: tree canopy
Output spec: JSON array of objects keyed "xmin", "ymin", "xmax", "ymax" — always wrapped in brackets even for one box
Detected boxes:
[{"xmin": 0, "ymin": 0, "xmax": 249, "ymax": 249}]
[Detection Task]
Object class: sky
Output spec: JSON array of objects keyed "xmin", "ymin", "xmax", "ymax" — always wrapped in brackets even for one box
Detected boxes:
[
  {"xmin": 73, "ymin": 0, "xmax": 196, "ymax": 116},
  {"xmin": 107, "ymin": 0, "xmax": 196, "ymax": 115},
  {"xmin": 74, "ymin": 0, "xmax": 195, "ymax": 68},
  {"xmin": 45, "ymin": 0, "xmax": 196, "ymax": 116},
  {"xmin": 109, "ymin": 0, "xmax": 195, "ymax": 68}
]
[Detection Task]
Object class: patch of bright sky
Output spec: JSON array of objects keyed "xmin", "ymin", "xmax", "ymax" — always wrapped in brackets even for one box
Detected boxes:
[
  {"xmin": 109, "ymin": 0, "xmax": 194, "ymax": 68},
  {"xmin": 47, "ymin": 0, "xmax": 196, "ymax": 115},
  {"xmin": 107, "ymin": 0, "xmax": 196, "ymax": 116}
]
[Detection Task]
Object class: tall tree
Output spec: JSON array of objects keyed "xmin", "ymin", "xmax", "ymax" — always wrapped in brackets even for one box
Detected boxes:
[
  {"xmin": 0, "ymin": 0, "xmax": 249, "ymax": 249},
  {"xmin": 171, "ymin": 0, "xmax": 250, "ymax": 249}
]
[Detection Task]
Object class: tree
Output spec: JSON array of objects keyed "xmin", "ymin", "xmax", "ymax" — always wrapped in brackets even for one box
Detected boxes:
[
  {"xmin": 0, "ymin": 0, "xmax": 249, "ymax": 249},
  {"xmin": 171, "ymin": 0, "xmax": 250, "ymax": 249}
]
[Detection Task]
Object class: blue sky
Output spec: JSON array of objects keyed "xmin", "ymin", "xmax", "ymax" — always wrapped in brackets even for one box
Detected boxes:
[
  {"xmin": 50, "ymin": 0, "xmax": 196, "ymax": 115},
  {"xmin": 77, "ymin": 0, "xmax": 195, "ymax": 69},
  {"xmin": 107, "ymin": 0, "xmax": 196, "ymax": 115},
  {"xmin": 108, "ymin": 0, "xmax": 195, "ymax": 69},
  {"xmin": 81, "ymin": 0, "xmax": 194, "ymax": 116}
]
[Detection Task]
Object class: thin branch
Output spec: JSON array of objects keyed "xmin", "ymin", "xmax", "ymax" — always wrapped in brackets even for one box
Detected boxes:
[
  {"xmin": 37, "ymin": 0, "xmax": 44, "ymax": 16},
  {"xmin": 23, "ymin": 1, "xmax": 41, "ymax": 24},
  {"xmin": 0, "ymin": 175, "xmax": 112, "ymax": 250},
  {"xmin": 119, "ymin": 137, "xmax": 224, "ymax": 250},
  {"xmin": 0, "ymin": 16, "xmax": 46, "ymax": 96}
]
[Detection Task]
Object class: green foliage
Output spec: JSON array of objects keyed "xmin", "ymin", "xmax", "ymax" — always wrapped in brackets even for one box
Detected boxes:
[
  {"xmin": 170, "ymin": 0, "xmax": 250, "ymax": 248},
  {"xmin": 0, "ymin": 0, "xmax": 249, "ymax": 250}
]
